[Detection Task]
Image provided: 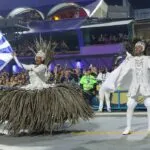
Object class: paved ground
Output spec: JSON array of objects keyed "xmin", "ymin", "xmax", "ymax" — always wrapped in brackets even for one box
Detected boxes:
[{"xmin": 0, "ymin": 114, "xmax": 150, "ymax": 150}]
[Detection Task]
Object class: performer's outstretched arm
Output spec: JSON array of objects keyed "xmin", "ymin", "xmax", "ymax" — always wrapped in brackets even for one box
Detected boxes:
[
  {"xmin": 31, "ymin": 65, "xmax": 47, "ymax": 73},
  {"xmin": 22, "ymin": 64, "xmax": 34, "ymax": 71}
]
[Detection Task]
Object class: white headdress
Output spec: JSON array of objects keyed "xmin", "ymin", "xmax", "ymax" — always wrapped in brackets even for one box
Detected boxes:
[
  {"xmin": 30, "ymin": 36, "xmax": 56, "ymax": 65},
  {"xmin": 135, "ymin": 41, "xmax": 145, "ymax": 52},
  {"xmin": 35, "ymin": 50, "xmax": 46, "ymax": 61}
]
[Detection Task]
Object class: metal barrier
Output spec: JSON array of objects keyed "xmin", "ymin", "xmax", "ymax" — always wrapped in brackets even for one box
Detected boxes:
[{"xmin": 91, "ymin": 90, "xmax": 146, "ymax": 111}]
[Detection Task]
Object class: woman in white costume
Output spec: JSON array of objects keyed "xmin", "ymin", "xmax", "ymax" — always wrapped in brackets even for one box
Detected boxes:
[
  {"xmin": 102, "ymin": 41, "xmax": 150, "ymax": 135},
  {"xmin": 0, "ymin": 39, "xmax": 93, "ymax": 135},
  {"xmin": 21, "ymin": 50, "xmax": 50, "ymax": 90}
]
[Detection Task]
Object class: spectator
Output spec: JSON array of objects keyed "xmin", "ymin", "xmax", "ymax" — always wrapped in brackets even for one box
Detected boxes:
[
  {"xmin": 80, "ymin": 69, "xmax": 97, "ymax": 104},
  {"xmin": 97, "ymin": 67, "xmax": 111, "ymax": 112}
]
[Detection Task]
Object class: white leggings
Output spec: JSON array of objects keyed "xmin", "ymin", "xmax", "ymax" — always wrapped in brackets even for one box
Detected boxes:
[
  {"xmin": 126, "ymin": 96, "xmax": 150, "ymax": 130},
  {"xmin": 99, "ymin": 88, "xmax": 111, "ymax": 110}
]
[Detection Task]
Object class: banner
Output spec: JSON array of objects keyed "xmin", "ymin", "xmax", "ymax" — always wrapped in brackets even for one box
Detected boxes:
[{"xmin": 0, "ymin": 32, "xmax": 23, "ymax": 72}]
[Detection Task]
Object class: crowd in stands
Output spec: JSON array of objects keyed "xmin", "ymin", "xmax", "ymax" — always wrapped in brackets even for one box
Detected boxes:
[
  {"xmin": 0, "ymin": 64, "xmax": 117, "ymax": 111},
  {"xmin": 0, "ymin": 64, "xmax": 105, "ymax": 84},
  {"xmin": 11, "ymin": 40, "xmax": 35, "ymax": 57},
  {"xmin": 90, "ymin": 33, "xmax": 128, "ymax": 45},
  {"xmin": 48, "ymin": 65, "xmax": 98, "ymax": 84},
  {"xmin": 11, "ymin": 39, "xmax": 76, "ymax": 57},
  {"xmin": 0, "ymin": 71, "xmax": 28, "ymax": 88},
  {"xmin": 0, "ymin": 64, "xmax": 111, "ymax": 95},
  {"xmin": 10, "ymin": 32, "xmax": 128, "ymax": 57},
  {"xmin": 47, "ymin": 65, "xmax": 113, "ymax": 100},
  {"xmin": 17, "ymin": 10, "xmax": 43, "ymax": 24}
]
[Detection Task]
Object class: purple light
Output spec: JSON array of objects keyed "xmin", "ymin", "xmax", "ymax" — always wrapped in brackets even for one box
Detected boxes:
[
  {"xmin": 76, "ymin": 61, "xmax": 81, "ymax": 69},
  {"xmin": 48, "ymin": 64, "xmax": 52, "ymax": 71},
  {"xmin": 12, "ymin": 65, "xmax": 18, "ymax": 74}
]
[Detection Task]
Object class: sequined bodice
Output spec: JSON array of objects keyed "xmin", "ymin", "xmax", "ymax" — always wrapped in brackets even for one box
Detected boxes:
[{"xmin": 134, "ymin": 57, "xmax": 144, "ymax": 84}]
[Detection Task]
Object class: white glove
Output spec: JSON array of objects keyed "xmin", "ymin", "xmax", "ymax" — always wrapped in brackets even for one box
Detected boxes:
[
  {"xmin": 126, "ymin": 51, "xmax": 133, "ymax": 60},
  {"xmin": 126, "ymin": 51, "xmax": 132, "ymax": 57}
]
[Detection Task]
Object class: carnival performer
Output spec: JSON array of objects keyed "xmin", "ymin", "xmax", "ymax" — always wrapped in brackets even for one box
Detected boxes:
[
  {"xmin": 102, "ymin": 41, "xmax": 150, "ymax": 135},
  {"xmin": 0, "ymin": 36, "xmax": 93, "ymax": 135},
  {"xmin": 97, "ymin": 67, "xmax": 111, "ymax": 112},
  {"xmin": 21, "ymin": 50, "xmax": 50, "ymax": 90}
]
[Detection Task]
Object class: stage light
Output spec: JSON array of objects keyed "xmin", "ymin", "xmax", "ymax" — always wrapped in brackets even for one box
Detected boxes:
[
  {"xmin": 54, "ymin": 16, "xmax": 60, "ymax": 21},
  {"xmin": 12, "ymin": 65, "xmax": 18, "ymax": 74},
  {"xmin": 12, "ymin": 65, "xmax": 23, "ymax": 74},
  {"xmin": 48, "ymin": 63, "xmax": 52, "ymax": 71},
  {"xmin": 76, "ymin": 61, "xmax": 82, "ymax": 69}
]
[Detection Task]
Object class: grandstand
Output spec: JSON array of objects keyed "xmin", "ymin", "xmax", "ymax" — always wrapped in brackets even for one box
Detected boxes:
[{"xmin": 0, "ymin": 0, "xmax": 150, "ymax": 110}]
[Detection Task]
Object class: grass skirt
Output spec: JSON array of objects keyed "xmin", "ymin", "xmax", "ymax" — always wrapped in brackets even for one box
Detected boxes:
[{"xmin": 0, "ymin": 84, "xmax": 94, "ymax": 135}]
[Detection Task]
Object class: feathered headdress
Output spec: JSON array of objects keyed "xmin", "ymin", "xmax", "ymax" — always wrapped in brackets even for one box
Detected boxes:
[
  {"xmin": 29, "ymin": 36, "xmax": 56, "ymax": 66},
  {"xmin": 123, "ymin": 38, "xmax": 147, "ymax": 56},
  {"xmin": 135, "ymin": 41, "xmax": 145, "ymax": 52}
]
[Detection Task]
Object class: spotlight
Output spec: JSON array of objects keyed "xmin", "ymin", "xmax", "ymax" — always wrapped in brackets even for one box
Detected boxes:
[
  {"xmin": 48, "ymin": 64, "xmax": 52, "ymax": 71},
  {"xmin": 54, "ymin": 16, "xmax": 60, "ymax": 21},
  {"xmin": 76, "ymin": 61, "xmax": 82, "ymax": 69},
  {"xmin": 12, "ymin": 65, "xmax": 18, "ymax": 74}
]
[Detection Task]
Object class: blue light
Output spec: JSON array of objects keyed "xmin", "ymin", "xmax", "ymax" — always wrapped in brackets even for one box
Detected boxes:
[
  {"xmin": 76, "ymin": 61, "xmax": 81, "ymax": 69},
  {"xmin": 12, "ymin": 65, "xmax": 19, "ymax": 74},
  {"xmin": 48, "ymin": 64, "xmax": 52, "ymax": 71}
]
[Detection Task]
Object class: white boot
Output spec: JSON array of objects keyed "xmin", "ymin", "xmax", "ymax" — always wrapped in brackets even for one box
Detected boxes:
[
  {"xmin": 98, "ymin": 107, "xmax": 103, "ymax": 112},
  {"xmin": 122, "ymin": 127, "xmax": 131, "ymax": 135},
  {"xmin": 122, "ymin": 98, "xmax": 137, "ymax": 135},
  {"xmin": 107, "ymin": 108, "xmax": 111, "ymax": 112}
]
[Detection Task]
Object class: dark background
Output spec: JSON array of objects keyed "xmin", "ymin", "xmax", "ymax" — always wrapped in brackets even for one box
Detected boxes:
[{"xmin": 105, "ymin": 0, "xmax": 150, "ymax": 9}]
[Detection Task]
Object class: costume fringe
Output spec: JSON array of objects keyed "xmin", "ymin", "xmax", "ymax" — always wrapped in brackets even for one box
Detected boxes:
[{"xmin": 0, "ymin": 84, "xmax": 93, "ymax": 135}]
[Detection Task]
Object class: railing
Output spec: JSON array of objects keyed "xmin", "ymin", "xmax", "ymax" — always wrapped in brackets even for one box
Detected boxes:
[
  {"xmin": 91, "ymin": 90, "xmax": 146, "ymax": 111},
  {"xmin": 0, "ymin": 85, "xmax": 146, "ymax": 111}
]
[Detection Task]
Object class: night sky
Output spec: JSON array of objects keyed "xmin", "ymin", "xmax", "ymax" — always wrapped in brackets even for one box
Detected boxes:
[{"xmin": 105, "ymin": 0, "xmax": 150, "ymax": 9}]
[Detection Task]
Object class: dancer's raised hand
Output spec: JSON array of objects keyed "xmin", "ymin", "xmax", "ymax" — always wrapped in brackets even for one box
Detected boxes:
[{"xmin": 12, "ymin": 52, "xmax": 17, "ymax": 57}]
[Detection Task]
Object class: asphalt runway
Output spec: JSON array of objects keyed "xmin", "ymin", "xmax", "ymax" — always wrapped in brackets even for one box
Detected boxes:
[{"xmin": 0, "ymin": 115, "xmax": 150, "ymax": 150}]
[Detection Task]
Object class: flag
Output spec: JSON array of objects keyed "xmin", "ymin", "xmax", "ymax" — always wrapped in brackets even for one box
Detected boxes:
[{"xmin": 0, "ymin": 32, "xmax": 23, "ymax": 72}]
